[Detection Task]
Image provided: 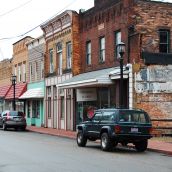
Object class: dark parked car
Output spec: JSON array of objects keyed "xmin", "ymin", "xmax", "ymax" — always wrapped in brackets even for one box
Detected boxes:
[
  {"xmin": 0, "ymin": 110, "xmax": 27, "ymax": 131},
  {"xmin": 76, "ymin": 108, "xmax": 152, "ymax": 152}
]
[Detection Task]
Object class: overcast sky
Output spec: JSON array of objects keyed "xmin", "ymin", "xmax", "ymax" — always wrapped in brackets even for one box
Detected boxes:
[
  {"xmin": 0, "ymin": 0, "xmax": 94, "ymax": 60},
  {"xmin": 0, "ymin": 0, "xmax": 172, "ymax": 61}
]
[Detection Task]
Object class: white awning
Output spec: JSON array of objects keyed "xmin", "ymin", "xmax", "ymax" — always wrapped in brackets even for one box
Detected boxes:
[
  {"xmin": 58, "ymin": 68, "xmax": 116, "ymax": 89},
  {"xmin": 109, "ymin": 67, "xmax": 129, "ymax": 79},
  {"xmin": 19, "ymin": 88, "xmax": 44, "ymax": 99}
]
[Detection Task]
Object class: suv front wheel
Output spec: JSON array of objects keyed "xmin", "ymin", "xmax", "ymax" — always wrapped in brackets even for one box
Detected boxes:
[
  {"xmin": 101, "ymin": 133, "xmax": 113, "ymax": 151},
  {"xmin": 77, "ymin": 131, "xmax": 87, "ymax": 147}
]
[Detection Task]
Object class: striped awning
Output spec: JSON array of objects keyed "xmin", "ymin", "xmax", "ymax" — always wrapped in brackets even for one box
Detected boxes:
[{"xmin": 19, "ymin": 88, "xmax": 44, "ymax": 99}]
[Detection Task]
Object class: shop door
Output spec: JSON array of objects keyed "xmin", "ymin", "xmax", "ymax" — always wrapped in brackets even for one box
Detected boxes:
[{"xmin": 67, "ymin": 96, "xmax": 71, "ymax": 130}]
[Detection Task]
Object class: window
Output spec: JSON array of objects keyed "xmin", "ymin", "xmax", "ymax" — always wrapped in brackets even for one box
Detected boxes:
[
  {"xmin": 23, "ymin": 63, "xmax": 26, "ymax": 82},
  {"xmin": 18, "ymin": 65, "xmax": 21, "ymax": 82},
  {"xmin": 102, "ymin": 111, "xmax": 116, "ymax": 122},
  {"xmin": 14, "ymin": 65, "xmax": 17, "ymax": 76},
  {"xmin": 61, "ymin": 97, "xmax": 64, "ymax": 119},
  {"xmin": 99, "ymin": 37, "xmax": 105, "ymax": 62},
  {"xmin": 32, "ymin": 100, "xmax": 40, "ymax": 118},
  {"xmin": 29, "ymin": 63, "xmax": 32, "ymax": 82},
  {"xmin": 57, "ymin": 42, "xmax": 63, "ymax": 75},
  {"xmin": 27, "ymin": 101, "xmax": 31, "ymax": 118},
  {"xmin": 159, "ymin": 29, "xmax": 170, "ymax": 53},
  {"xmin": 35, "ymin": 61, "xmax": 37, "ymax": 81},
  {"xmin": 119, "ymin": 111, "xmax": 149, "ymax": 123},
  {"xmin": 47, "ymin": 87, "xmax": 51, "ymax": 118},
  {"xmin": 48, "ymin": 97, "xmax": 51, "ymax": 118},
  {"xmin": 41, "ymin": 60, "xmax": 44, "ymax": 79},
  {"xmin": 86, "ymin": 41, "xmax": 91, "ymax": 65},
  {"xmin": 66, "ymin": 42, "xmax": 72, "ymax": 69},
  {"xmin": 92, "ymin": 112, "xmax": 102, "ymax": 121},
  {"xmin": 115, "ymin": 31, "xmax": 121, "ymax": 58},
  {"xmin": 49, "ymin": 49, "xmax": 54, "ymax": 73}
]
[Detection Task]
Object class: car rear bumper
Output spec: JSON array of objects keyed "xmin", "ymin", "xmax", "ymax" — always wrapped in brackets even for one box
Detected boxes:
[
  {"xmin": 111, "ymin": 133, "xmax": 152, "ymax": 142},
  {"xmin": 5, "ymin": 121, "xmax": 26, "ymax": 128}
]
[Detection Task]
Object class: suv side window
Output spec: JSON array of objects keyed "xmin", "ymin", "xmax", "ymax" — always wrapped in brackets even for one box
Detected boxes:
[
  {"xmin": 102, "ymin": 111, "xmax": 116, "ymax": 122},
  {"xmin": 92, "ymin": 112, "xmax": 102, "ymax": 122}
]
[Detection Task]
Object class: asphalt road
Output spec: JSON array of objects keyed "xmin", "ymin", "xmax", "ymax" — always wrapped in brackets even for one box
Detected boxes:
[{"xmin": 0, "ymin": 129, "xmax": 171, "ymax": 172}]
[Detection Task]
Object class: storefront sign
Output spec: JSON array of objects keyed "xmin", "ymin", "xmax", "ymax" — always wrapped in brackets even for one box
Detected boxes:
[{"xmin": 76, "ymin": 88, "xmax": 97, "ymax": 102}]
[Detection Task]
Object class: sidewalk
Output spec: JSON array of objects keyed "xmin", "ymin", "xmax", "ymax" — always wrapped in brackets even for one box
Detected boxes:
[{"xmin": 26, "ymin": 126, "xmax": 172, "ymax": 155}]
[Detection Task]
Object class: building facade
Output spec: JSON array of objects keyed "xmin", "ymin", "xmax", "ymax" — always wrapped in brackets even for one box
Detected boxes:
[
  {"xmin": 41, "ymin": 10, "xmax": 80, "ymax": 130},
  {"xmin": 59, "ymin": 0, "xmax": 132, "ymax": 127},
  {"xmin": 19, "ymin": 36, "xmax": 45, "ymax": 127},
  {"xmin": 127, "ymin": 0, "xmax": 172, "ymax": 132},
  {"xmin": 5, "ymin": 36, "xmax": 33, "ymax": 111},
  {"xmin": 59, "ymin": 0, "xmax": 172, "ymax": 132},
  {"xmin": 0, "ymin": 59, "xmax": 12, "ymax": 113}
]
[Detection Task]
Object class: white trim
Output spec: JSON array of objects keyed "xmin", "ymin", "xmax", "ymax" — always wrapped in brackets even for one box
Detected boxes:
[{"xmin": 58, "ymin": 79, "xmax": 97, "ymax": 87}]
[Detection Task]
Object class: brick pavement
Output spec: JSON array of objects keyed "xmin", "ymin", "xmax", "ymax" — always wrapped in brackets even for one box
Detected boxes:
[{"xmin": 27, "ymin": 126, "xmax": 172, "ymax": 155}]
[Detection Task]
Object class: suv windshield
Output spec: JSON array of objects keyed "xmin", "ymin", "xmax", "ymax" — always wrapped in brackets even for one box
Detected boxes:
[
  {"xmin": 9, "ymin": 111, "xmax": 24, "ymax": 117},
  {"xmin": 118, "ymin": 110, "xmax": 150, "ymax": 123}
]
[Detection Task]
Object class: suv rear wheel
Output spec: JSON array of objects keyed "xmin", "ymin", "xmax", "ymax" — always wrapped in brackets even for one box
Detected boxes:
[
  {"xmin": 101, "ymin": 133, "xmax": 113, "ymax": 151},
  {"xmin": 77, "ymin": 131, "xmax": 87, "ymax": 147},
  {"xmin": 135, "ymin": 140, "xmax": 148, "ymax": 152}
]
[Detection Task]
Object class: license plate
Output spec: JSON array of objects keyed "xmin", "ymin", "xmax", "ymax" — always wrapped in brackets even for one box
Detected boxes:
[
  {"xmin": 131, "ymin": 128, "xmax": 138, "ymax": 132},
  {"xmin": 14, "ymin": 118, "xmax": 20, "ymax": 121}
]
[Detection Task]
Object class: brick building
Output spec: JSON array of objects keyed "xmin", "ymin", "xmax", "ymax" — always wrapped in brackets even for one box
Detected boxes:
[
  {"xmin": 5, "ymin": 36, "xmax": 33, "ymax": 111},
  {"xmin": 128, "ymin": 0, "xmax": 172, "ymax": 132},
  {"xmin": 0, "ymin": 59, "xmax": 12, "ymax": 87},
  {"xmin": 41, "ymin": 10, "xmax": 80, "ymax": 130},
  {"xmin": 59, "ymin": 0, "xmax": 172, "ymax": 132},
  {"xmin": 0, "ymin": 59, "xmax": 12, "ymax": 113}
]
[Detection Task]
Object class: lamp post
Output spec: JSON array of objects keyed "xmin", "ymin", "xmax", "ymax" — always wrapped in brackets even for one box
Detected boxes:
[
  {"xmin": 11, "ymin": 75, "xmax": 17, "ymax": 111},
  {"xmin": 116, "ymin": 42, "xmax": 126, "ymax": 108}
]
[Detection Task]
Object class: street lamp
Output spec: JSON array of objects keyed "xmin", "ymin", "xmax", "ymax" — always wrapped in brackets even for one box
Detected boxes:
[
  {"xmin": 116, "ymin": 42, "xmax": 126, "ymax": 108},
  {"xmin": 11, "ymin": 75, "xmax": 17, "ymax": 111}
]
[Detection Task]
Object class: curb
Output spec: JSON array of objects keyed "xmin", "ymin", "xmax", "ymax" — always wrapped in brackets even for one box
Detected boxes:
[
  {"xmin": 147, "ymin": 148, "xmax": 172, "ymax": 156},
  {"xmin": 26, "ymin": 129, "xmax": 76, "ymax": 140},
  {"xmin": 27, "ymin": 129, "xmax": 172, "ymax": 156}
]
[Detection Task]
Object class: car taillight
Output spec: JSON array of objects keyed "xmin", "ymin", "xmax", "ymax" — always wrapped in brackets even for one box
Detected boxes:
[
  {"xmin": 6, "ymin": 115, "xmax": 10, "ymax": 120},
  {"xmin": 148, "ymin": 127, "xmax": 153, "ymax": 134},
  {"xmin": 115, "ymin": 125, "xmax": 121, "ymax": 134}
]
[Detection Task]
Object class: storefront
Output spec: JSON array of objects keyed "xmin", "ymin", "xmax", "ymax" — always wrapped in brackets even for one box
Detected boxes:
[
  {"xmin": 76, "ymin": 87, "xmax": 116, "ymax": 125},
  {"xmin": 19, "ymin": 81, "xmax": 45, "ymax": 127},
  {"xmin": 0, "ymin": 85, "xmax": 11, "ymax": 113},
  {"xmin": 5, "ymin": 83, "xmax": 27, "ymax": 112},
  {"xmin": 58, "ymin": 67, "xmax": 120, "ymax": 126}
]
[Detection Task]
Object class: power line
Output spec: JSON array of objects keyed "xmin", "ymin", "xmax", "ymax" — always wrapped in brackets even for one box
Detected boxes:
[
  {"xmin": 0, "ymin": 0, "xmax": 77, "ymax": 41},
  {"xmin": 0, "ymin": 0, "xmax": 33, "ymax": 18}
]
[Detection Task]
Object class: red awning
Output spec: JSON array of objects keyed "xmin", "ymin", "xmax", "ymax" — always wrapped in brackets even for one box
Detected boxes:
[
  {"xmin": 0, "ymin": 85, "xmax": 11, "ymax": 98},
  {"xmin": 5, "ymin": 83, "xmax": 27, "ymax": 100}
]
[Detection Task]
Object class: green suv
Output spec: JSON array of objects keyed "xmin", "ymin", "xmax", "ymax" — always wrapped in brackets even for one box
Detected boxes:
[{"xmin": 76, "ymin": 108, "xmax": 152, "ymax": 152}]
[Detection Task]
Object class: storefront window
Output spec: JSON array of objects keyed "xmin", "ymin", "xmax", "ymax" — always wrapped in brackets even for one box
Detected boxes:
[
  {"xmin": 48, "ymin": 97, "xmax": 51, "ymax": 118},
  {"xmin": 98, "ymin": 87, "xmax": 109, "ymax": 108},
  {"xmin": 61, "ymin": 97, "xmax": 64, "ymax": 119},
  {"xmin": 27, "ymin": 101, "xmax": 31, "ymax": 118},
  {"xmin": 32, "ymin": 100, "xmax": 40, "ymax": 118}
]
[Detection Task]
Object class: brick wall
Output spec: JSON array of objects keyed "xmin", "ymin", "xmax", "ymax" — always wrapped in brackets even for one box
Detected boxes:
[
  {"xmin": 80, "ymin": 0, "xmax": 132, "ymax": 73},
  {"xmin": 12, "ymin": 36, "xmax": 34, "ymax": 83},
  {"xmin": 129, "ymin": 0, "xmax": 172, "ymax": 131},
  {"xmin": 42, "ymin": 11, "xmax": 80, "ymax": 78},
  {"xmin": 0, "ymin": 59, "xmax": 12, "ymax": 86}
]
